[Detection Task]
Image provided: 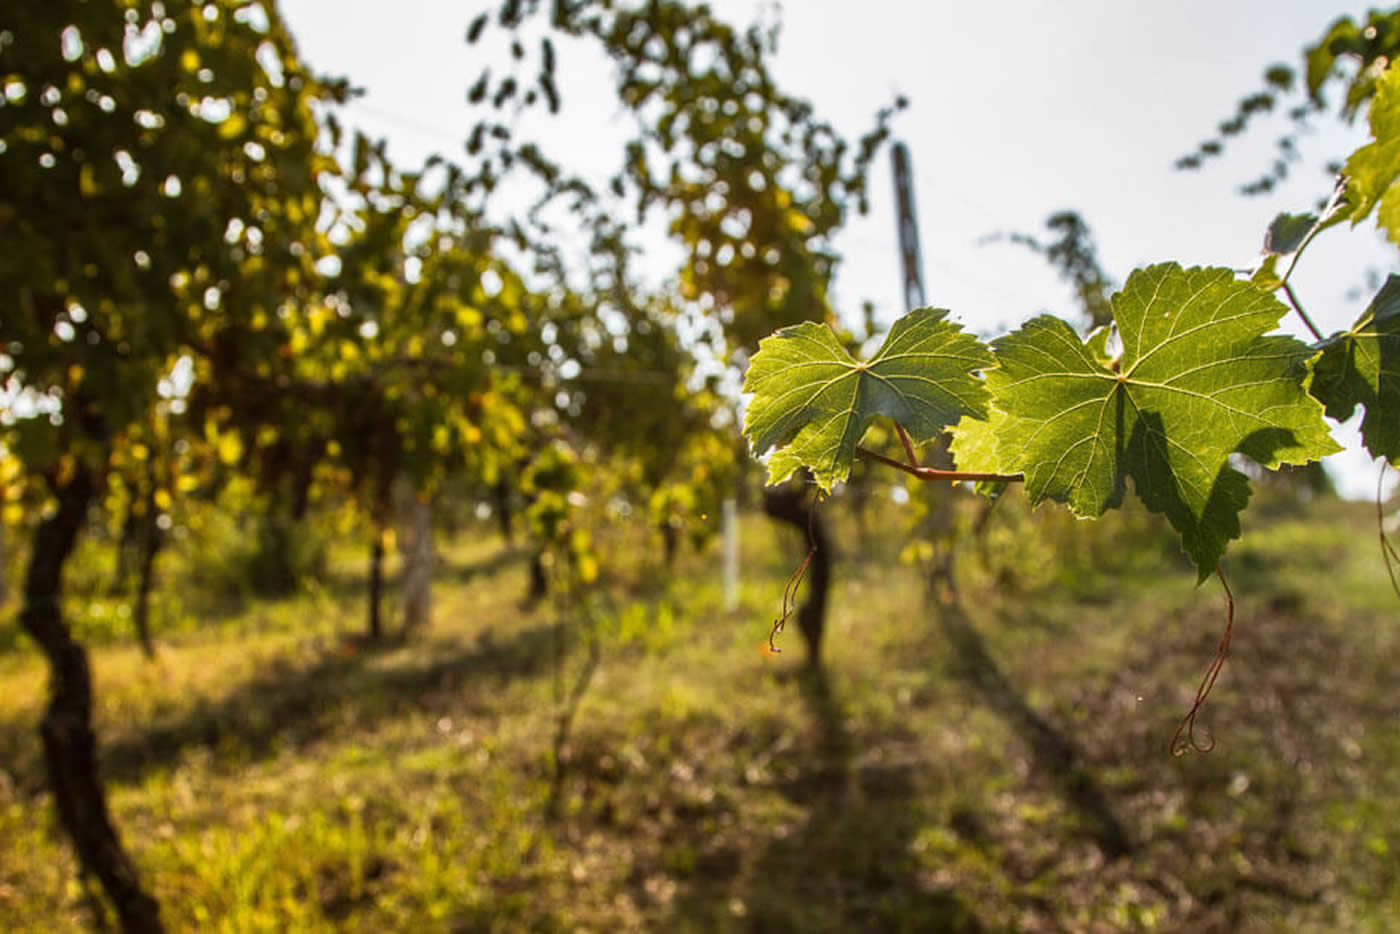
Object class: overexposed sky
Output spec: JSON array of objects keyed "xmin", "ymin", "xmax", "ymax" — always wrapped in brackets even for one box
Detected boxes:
[{"xmin": 281, "ymin": 0, "xmax": 1396, "ymax": 496}]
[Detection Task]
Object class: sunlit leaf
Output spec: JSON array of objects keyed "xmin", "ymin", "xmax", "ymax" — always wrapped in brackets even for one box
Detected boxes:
[
  {"xmin": 1344, "ymin": 64, "xmax": 1400, "ymax": 245},
  {"xmin": 978, "ymin": 263, "xmax": 1339, "ymax": 578},
  {"xmin": 742, "ymin": 308, "xmax": 991, "ymax": 493}
]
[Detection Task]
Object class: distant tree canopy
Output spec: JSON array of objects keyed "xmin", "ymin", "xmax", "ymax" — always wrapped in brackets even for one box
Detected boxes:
[
  {"xmin": 3, "ymin": 1, "xmax": 337, "ymax": 470},
  {"xmin": 463, "ymin": 0, "xmax": 902, "ymax": 354}
]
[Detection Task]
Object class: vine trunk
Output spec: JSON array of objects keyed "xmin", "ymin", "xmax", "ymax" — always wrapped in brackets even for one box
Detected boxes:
[{"xmin": 20, "ymin": 465, "xmax": 164, "ymax": 932}]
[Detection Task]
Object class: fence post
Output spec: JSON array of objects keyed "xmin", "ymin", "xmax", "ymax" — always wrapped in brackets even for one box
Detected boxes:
[{"xmin": 723, "ymin": 497, "xmax": 739, "ymax": 611}]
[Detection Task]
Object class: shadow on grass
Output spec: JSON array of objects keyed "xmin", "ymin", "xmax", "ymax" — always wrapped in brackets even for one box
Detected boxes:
[
  {"xmin": 936, "ymin": 592, "xmax": 1133, "ymax": 860},
  {"xmin": 670, "ymin": 666, "xmax": 982, "ymax": 933},
  {"xmin": 452, "ymin": 545, "xmax": 532, "ymax": 584},
  {"xmin": 301, "ymin": 543, "xmax": 531, "ymax": 609},
  {"xmin": 1, "ymin": 619, "xmax": 563, "ymax": 793}
]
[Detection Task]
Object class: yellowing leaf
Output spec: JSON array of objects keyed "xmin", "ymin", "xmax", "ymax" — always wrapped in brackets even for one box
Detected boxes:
[
  {"xmin": 432, "ymin": 425, "xmax": 451, "ymax": 452},
  {"xmin": 217, "ymin": 114, "xmax": 248, "ymax": 140},
  {"xmin": 80, "ymin": 163, "xmax": 101, "ymax": 197},
  {"xmin": 217, "ymin": 432, "xmax": 243, "ymax": 465},
  {"xmin": 785, "ymin": 208, "xmax": 814, "ymax": 236},
  {"xmin": 308, "ymin": 305, "xmax": 330, "ymax": 337},
  {"xmin": 1344, "ymin": 65, "xmax": 1400, "ymax": 245}
]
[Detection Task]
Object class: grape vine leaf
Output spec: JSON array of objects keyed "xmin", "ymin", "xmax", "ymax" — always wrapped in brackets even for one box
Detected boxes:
[
  {"xmin": 968, "ymin": 263, "xmax": 1339, "ymax": 579},
  {"xmin": 743, "ymin": 308, "xmax": 992, "ymax": 493},
  {"xmin": 948, "ymin": 409, "xmax": 1012, "ymax": 500},
  {"xmin": 1344, "ymin": 63, "xmax": 1400, "ymax": 245},
  {"xmin": 1250, "ymin": 211, "xmax": 1319, "ymax": 291},
  {"xmin": 1263, "ymin": 212, "xmax": 1321, "ymax": 256},
  {"xmin": 1251, "ymin": 185, "xmax": 1351, "ymax": 291},
  {"xmin": 1311, "ymin": 274, "xmax": 1400, "ymax": 464}
]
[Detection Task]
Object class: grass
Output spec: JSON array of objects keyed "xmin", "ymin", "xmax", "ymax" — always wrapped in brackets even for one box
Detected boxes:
[{"xmin": 1, "ymin": 489, "xmax": 1399, "ymax": 931}]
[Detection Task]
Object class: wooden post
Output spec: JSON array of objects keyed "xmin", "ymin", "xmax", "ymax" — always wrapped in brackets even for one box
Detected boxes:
[
  {"xmin": 891, "ymin": 141, "xmax": 926, "ymax": 313},
  {"xmin": 395, "ymin": 474, "xmax": 434, "ymax": 635},
  {"xmin": 723, "ymin": 497, "xmax": 739, "ymax": 611}
]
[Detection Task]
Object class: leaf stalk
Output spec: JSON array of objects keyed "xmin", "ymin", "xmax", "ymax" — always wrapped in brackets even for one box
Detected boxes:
[
  {"xmin": 1281, "ymin": 281, "xmax": 1324, "ymax": 343},
  {"xmin": 894, "ymin": 423, "xmax": 920, "ymax": 467}
]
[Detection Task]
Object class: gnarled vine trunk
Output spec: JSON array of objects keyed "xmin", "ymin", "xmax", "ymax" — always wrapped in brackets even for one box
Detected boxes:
[
  {"xmin": 527, "ymin": 549, "xmax": 549, "ymax": 604},
  {"xmin": 491, "ymin": 478, "xmax": 514, "ymax": 544},
  {"xmin": 367, "ymin": 528, "xmax": 386, "ymax": 642},
  {"xmin": 660, "ymin": 521, "xmax": 680, "ymax": 567},
  {"xmin": 132, "ymin": 467, "xmax": 161, "ymax": 660},
  {"xmin": 21, "ymin": 466, "xmax": 164, "ymax": 932},
  {"xmin": 108, "ymin": 493, "xmax": 139, "ymax": 596},
  {"xmin": 762, "ymin": 483, "xmax": 831, "ymax": 665}
]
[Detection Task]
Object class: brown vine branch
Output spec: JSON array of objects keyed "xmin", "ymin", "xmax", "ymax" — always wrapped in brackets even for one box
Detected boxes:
[
  {"xmin": 1170, "ymin": 565, "xmax": 1235, "ymax": 756},
  {"xmin": 856, "ymin": 446, "xmax": 1023, "ymax": 484}
]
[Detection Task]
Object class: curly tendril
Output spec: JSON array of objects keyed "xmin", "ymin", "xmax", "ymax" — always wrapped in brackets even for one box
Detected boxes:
[
  {"xmin": 767, "ymin": 491, "xmax": 819, "ymax": 654},
  {"xmin": 1170, "ymin": 565, "xmax": 1235, "ymax": 756}
]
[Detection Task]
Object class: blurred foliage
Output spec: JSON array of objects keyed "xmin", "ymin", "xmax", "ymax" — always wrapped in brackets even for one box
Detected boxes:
[
  {"xmin": 189, "ymin": 506, "xmax": 330, "ymax": 604},
  {"xmin": 466, "ymin": 0, "xmax": 901, "ymax": 353},
  {"xmin": 1176, "ymin": 6, "xmax": 1400, "ymax": 195},
  {"xmin": 1, "ymin": 0, "xmax": 338, "ymax": 483},
  {"xmin": 986, "ymin": 211, "xmax": 1116, "ymax": 331}
]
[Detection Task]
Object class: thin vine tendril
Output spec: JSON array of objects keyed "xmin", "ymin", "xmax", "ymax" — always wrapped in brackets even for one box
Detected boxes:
[
  {"xmin": 1378, "ymin": 461, "xmax": 1400, "ymax": 600},
  {"xmin": 768, "ymin": 489, "xmax": 819, "ymax": 653},
  {"xmin": 1170, "ymin": 565, "xmax": 1235, "ymax": 756}
]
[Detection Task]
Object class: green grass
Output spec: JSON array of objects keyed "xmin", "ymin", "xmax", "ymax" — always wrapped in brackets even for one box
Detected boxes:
[{"xmin": 2, "ymin": 491, "xmax": 1399, "ymax": 931}]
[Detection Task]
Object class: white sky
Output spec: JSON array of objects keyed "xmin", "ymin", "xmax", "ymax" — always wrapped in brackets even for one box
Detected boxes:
[{"xmin": 281, "ymin": 0, "xmax": 1397, "ymax": 497}]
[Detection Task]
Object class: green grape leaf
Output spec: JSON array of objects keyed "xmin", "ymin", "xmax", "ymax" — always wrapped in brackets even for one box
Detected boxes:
[
  {"xmin": 1251, "ymin": 212, "xmax": 1319, "ymax": 291},
  {"xmin": 1084, "ymin": 324, "xmax": 1118, "ymax": 369},
  {"xmin": 1344, "ymin": 64, "xmax": 1400, "ymax": 245},
  {"xmin": 1312, "ymin": 274, "xmax": 1400, "ymax": 464},
  {"xmin": 983, "ymin": 263, "xmax": 1339, "ymax": 579},
  {"xmin": 1263, "ymin": 212, "xmax": 1320, "ymax": 256},
  {"xmin": 743, "ymin": 308, "xmax": 992, "ymax": 493},
  {"xmin": 949, "ymin": 410, "xmax": 1012, "ymax": 500},
  {"xmin": 1252, "ymin": 189, "xmax": 1351, "ymax": 291}
]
